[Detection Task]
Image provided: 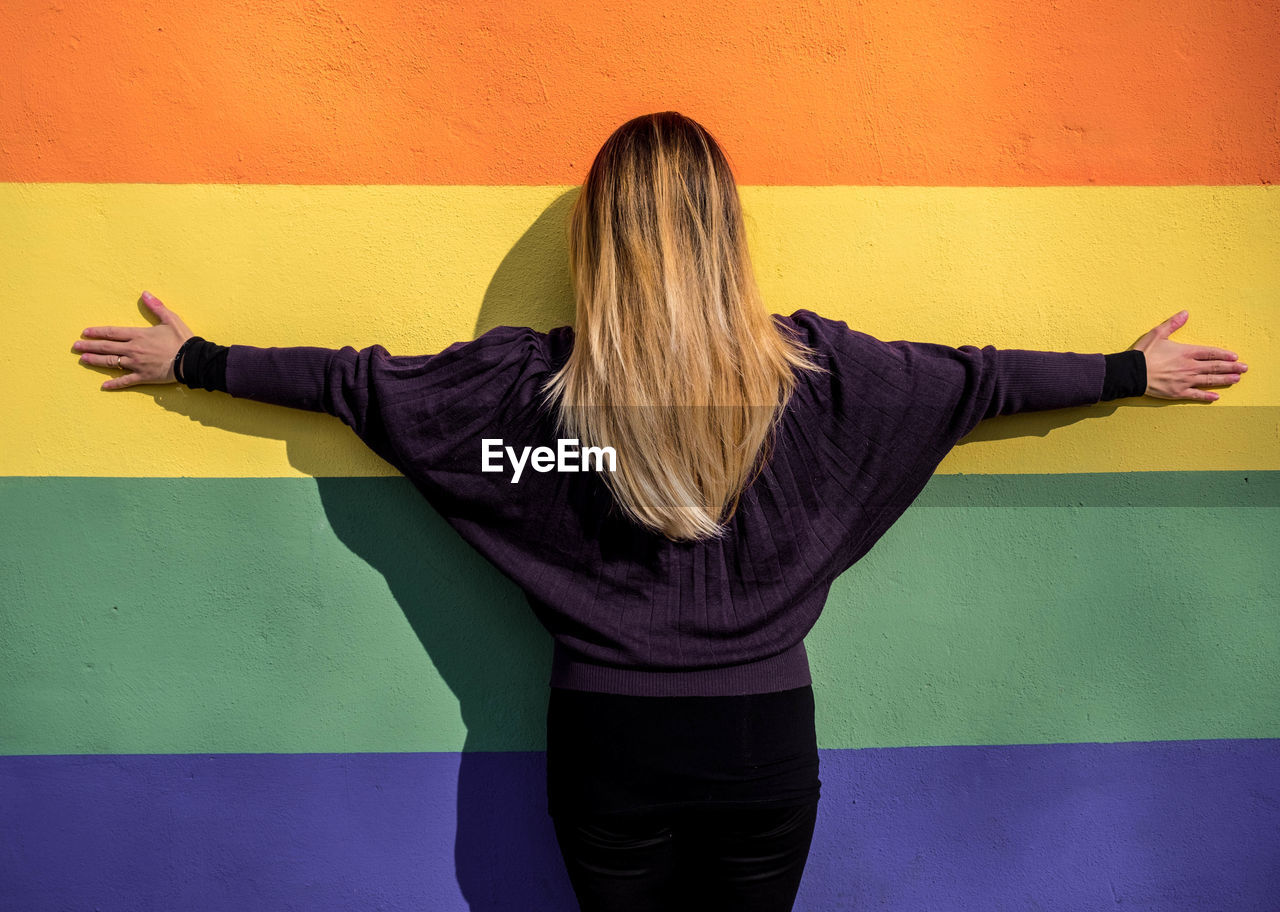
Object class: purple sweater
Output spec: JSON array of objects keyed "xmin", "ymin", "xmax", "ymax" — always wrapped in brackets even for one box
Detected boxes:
[{"xmin": 220, "ymin": 309, "xmax": 1139, "ymax": 697}]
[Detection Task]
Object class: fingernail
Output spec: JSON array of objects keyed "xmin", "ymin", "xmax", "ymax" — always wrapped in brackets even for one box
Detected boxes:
[
  {"xmin": 1178, "ymin": 310, "xmax": 1188, "ymax": 318},
  {"xmin": 141, "ymin": 291, "xmax": 153, "ymax": 302}
]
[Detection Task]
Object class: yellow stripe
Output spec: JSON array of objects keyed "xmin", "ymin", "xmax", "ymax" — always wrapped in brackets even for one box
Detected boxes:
[{"xmin": 8, "ymin": 184, "xmax": 1276, "ymax": 477}]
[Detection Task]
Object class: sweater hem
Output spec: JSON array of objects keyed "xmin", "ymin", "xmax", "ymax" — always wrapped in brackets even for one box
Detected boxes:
[{"xmin": 549, "ymin": 639, "xmax": 812, "ymax": 697}]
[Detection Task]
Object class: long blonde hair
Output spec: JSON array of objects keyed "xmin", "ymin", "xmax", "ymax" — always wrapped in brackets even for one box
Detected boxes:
[{"xmin": 542, "ymin": 112, "xmax": 824, "ymax": 542}]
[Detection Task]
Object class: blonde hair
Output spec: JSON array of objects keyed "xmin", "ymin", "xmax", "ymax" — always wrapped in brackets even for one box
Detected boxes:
[{"xmin": 541, "ymin": 112, "xmax": 825, "ymax": 542}]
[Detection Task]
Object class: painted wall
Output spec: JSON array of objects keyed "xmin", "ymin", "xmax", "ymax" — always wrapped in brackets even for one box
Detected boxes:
[{"xmin": 3, "ymin": 2, "xmax": 1278, "ymax": 909}]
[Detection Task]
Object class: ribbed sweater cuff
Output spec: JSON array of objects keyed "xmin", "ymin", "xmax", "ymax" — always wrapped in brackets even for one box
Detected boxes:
[
  {"xmin": 176, "ymin": 337, "xmax": 229, "ymax": 392},
  {"xmin": 1101, "ymin": 349, "xmax": 1147, "ymax": 401},
  {"xmin": 549, "ymin": 639, "xmax": 813, "ymax": 697}
]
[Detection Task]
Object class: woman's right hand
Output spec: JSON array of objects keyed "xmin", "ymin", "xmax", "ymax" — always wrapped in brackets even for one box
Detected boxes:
[
  {"xmin": 1132, "ymin": 310, "xmax": 1247, "ymax": 402},
  {"xmin": 73, "ymin": 291, "xmax": 195, "ymax": 390}
]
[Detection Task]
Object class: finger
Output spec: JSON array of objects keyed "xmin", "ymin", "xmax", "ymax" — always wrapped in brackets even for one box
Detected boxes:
[
  {"xmin": 102, "ymin": 372, "xmax": 144, "ymax": 391},
  {"xmin": 1156, "ymin": 309, "xmax": 1189, "ymax": 339},
  {"xmin": 140, "ymin": 290, "xmax": 173, "ymax": 325},
  {"xmin": 82, "ymin": 326, "xmax": 136, "ymax": 341},
  {"xmin": 1196, "ymin": 372, "xmax": 1242, "ymax": 387},
  {"xmin": 1182, "ymin": 387, "xmax": 1220, "ymax": 402},
  {"xmin": 1192, "ymin": 347, "xmax": 1238, "ymax": 361},
  {"xmin": 79, "ymin": 352, "xmax": 131, "ymax": 369},
  {"xmin": 1198, "ymin": 360, "xmax": 1247, "ymax": 376},
  {"xmin": 73, "ymin": 339, "xmax": 128, "ymax": 355}
]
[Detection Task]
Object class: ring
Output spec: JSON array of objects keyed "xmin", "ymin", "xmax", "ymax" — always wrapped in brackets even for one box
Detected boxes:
[{"xmin": 114, "ymin": 355, "xmax": 123, "ymax": 369}]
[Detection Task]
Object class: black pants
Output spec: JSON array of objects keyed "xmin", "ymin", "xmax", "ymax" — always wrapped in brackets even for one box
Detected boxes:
[{"xmin": 552, "ymin": 798, "xmax": 819, "ymax": 912}]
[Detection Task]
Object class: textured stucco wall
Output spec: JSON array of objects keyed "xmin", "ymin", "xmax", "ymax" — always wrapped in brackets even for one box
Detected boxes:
[{"xmin": 3, "ymin": 2, "xmax": 1277, "ymax": 909}]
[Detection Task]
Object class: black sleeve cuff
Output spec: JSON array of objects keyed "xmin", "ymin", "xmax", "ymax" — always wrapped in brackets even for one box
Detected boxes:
[
  {"xmin": 176, "ymin": 337, "xmax": 229, "ymax": 392},
  {"xmin": 1100, "ymin": 349, "xmax": 1146, "ymax": 401}
]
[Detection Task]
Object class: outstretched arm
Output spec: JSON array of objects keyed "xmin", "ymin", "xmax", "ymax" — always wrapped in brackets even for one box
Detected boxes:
[
  {"xmin": 811, "ymin": 307, "xmax": 1249, "ymax": 569},
  {"xmin": 72, "ymin": 290, "xmax": 416, "ymax": 470},
  {"xmin": 887, "ymin": 308, "xmax": 1246, "ymax": 452}
]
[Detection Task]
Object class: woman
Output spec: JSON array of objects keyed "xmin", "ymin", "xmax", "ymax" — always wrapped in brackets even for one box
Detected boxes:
[{"xmin": 72, "ymin": 112, "xmax": 1245, "ymax": 912}]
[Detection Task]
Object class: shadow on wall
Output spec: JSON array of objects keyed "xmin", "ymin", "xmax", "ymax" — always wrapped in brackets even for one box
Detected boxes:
[
  {"xmin": 313, "ymin": 475, "xmax": 578, "ymax": 910},
  {"xmin": 136, "ymin": 188, "xmax": 1122, "ymax": 909},
  {"xmin": 124, "ymin": 190, "xmax": 586, "ymax": 909},
  {"xmin": 473, "ymin": 188, "xmax": 578, "ymax": 338}
]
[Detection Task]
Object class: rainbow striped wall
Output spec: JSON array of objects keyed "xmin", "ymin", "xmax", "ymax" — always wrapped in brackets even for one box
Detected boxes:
[{"xmin": 3, "ymin": 3, "xmax": 1278, "ymax": 909}]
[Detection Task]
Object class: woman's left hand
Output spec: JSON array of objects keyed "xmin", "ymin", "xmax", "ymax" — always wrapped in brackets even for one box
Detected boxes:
[{"xmin": 73, "ymin": 291, "xmax": 195, "ymax": 390}]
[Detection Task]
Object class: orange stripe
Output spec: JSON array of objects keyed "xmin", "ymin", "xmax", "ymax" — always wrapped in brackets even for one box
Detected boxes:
[{"xmin": 3, "ymin": 0, "xmax": 1276, "ymax": 185}]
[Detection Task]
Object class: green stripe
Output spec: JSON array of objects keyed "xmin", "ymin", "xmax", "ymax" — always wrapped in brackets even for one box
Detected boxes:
[
  {"xmin": 915, "ymin": 470, "xmax": 1280, "ymax": 508},
  {"xmin": 2, "ymin": 474, "xmax": 1276, "ymax": 754}
]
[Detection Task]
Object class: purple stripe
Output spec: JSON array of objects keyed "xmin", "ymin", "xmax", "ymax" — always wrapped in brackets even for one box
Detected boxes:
[{"xmin": 2, "ymin": 741, "xmax": 1277, "ymax": 911}]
